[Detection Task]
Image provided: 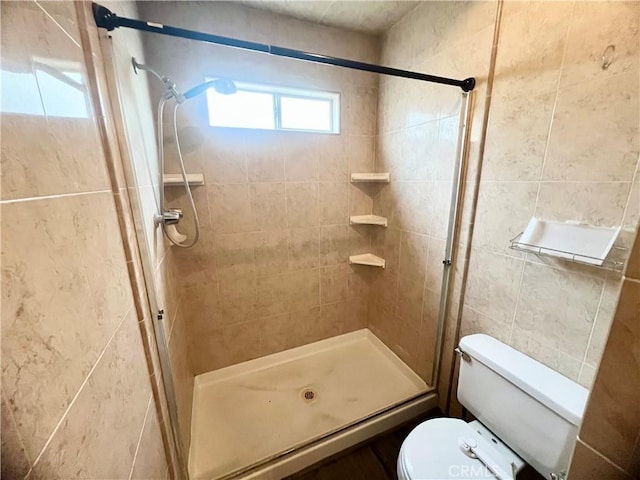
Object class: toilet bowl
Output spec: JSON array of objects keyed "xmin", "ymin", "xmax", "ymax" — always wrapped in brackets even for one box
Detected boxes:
[
  {"xmin": 397, "ymin": 418, "xmax": 525, "ymax": 480},
  {"xmin": 397, "ymin": 334, "xmax": 588, "ymax": 480}
]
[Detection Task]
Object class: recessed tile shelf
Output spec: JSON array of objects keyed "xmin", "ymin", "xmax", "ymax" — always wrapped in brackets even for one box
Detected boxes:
[
  {"xmin": 350, "ymin": 172, "xmax": 390, "ymax": 183},
  {"xmin": 348, "ymin": 253, "xmax": 386, "ymax": 268},
  {"xmin": 350, "ymin": 215, "xmax": 388, "ymax": 227},
  {"xmin": 163, "ymin": 173, "xmax": 205, "ymax": 186}
]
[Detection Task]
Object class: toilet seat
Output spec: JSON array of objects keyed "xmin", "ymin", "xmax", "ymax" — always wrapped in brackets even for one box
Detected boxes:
[{"xmin": 398, "ymin": 418, "xmax": 515, "ymax": 480}]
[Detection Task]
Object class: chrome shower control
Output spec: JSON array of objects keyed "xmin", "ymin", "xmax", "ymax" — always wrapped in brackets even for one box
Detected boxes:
[{"xmin": 154, "ymin": 209, "xmax": 183, "ymax": 227}]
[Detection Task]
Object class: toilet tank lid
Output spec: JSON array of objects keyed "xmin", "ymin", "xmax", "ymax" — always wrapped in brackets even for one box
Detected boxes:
[{"xmin": 459, "ymin": 334, "xmax": 588, "ymax": 426}]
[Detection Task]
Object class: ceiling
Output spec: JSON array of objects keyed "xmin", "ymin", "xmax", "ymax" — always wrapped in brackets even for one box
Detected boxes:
[{"xmin": 241, "ymin": 1, "xmax": 419, "ymax": 34}]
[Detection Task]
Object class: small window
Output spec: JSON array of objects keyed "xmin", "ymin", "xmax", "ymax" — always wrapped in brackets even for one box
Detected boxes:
[{"xmin": 206, "ymin": 80, "xmax": 340, "ymax": 134}]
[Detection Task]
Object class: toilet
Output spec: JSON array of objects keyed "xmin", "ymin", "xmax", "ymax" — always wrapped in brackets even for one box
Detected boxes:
[{"xmin": 398, "ymin": 334, "xmax": 589, "ymax": 480}]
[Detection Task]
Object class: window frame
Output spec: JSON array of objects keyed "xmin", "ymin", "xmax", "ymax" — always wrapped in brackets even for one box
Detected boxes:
[{"xmin": 205, "ymin": 79, "xmax": 340, "ymax": 134}]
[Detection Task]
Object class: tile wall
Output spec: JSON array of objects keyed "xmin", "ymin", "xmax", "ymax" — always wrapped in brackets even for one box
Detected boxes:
[
  {"xmin": 136, "ymin": 1, "xmax": 381, "ymax": 374},
  {"xmin": 370, "ymin": 1, "xmax": 498, "ymax": 386},
  {"xmin": 568, "ymin": 228, "xmax": 640, "ymax": 479},
  {"xmin": 92, "ymin": 0, "xmax": 194, "ymax": 457},
  {"xmin": 1, "ymin": 1, "xmax": 168, "ymax": 478},
  {"xmin": 460, "ymin": 1, "xmax": 640, "ymax": 389}
]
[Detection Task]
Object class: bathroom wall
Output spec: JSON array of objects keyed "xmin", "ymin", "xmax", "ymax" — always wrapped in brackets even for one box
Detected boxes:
[
  {"xmin": 1, "ymin": 1, "xmax": 168, "ymax": 478},
  {"xmin": 460, "ymin": 1, "xmax": 640, "ymax": 389},
  {"xmin": 93, "ymin": 0, "xmax": 195, "ymax": 457},
  {"xmin": 370, "ymin": 2, "xmax": 498, "ymax": 385},
  {"xmin": 136, "ymin": 1, "xmax": 380, "ymax": 374},
  {"xmin": 568, "ymin": 228, "xmax": 640, "ymax": 479}
]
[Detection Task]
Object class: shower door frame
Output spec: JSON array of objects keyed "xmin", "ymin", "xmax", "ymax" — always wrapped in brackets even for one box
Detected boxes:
[
  {"xmin": 95, "ymin": 32, "xmax": 189, "ymax": 480},
  {"xmin": 91, "ymin": 8, "xmax": 475, "ymax": 477}
]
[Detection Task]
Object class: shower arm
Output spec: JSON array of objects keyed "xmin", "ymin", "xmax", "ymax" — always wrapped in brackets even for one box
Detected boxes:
[{"xmin": 92, "ymin": 2, "xmax": 475, "ymax": 92}]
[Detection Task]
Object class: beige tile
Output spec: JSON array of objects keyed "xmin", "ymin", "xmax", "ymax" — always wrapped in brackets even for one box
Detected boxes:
[
  {"xmin": 586, "ymin": 278, "xmax": 622, "ymax": 365},
  {"xmin": 578, "ymin": 364, "xmax": 596, "ymax": 390},
  {"xmin": 288, "ymin": 269, "xmax": 320, "ymax": 311},
  {"xmin": 510, "ymin": 327, "xmax": 582, "ymax": 382},
  {"xmin": 473, "ymin": 181, "xmax": 538, "ymax": 255},
  {"xmin": 396, "ymin": 232, "xmax": 429, "ymax": 323},
  {"xmin": 349, "ymin": 183, "xmax": 373, "ymax": 216},
  {"xmin": 350, "ymin": 86, "xmax": 377, "ymax": 135},
  {"xmin": 249, "ymin": 182, "xmax": 287, "ymax": 230},
  {"xmin": 626, "ymin": 228, "xmax": 640, "ymax": 280},
  {"xmin": 284, "ymin": 135, "xmax": 319, "ymax": 181},
  {"xmin": 514, "ymin": 262, "xmax": 604, "ymax": 359},
  {"xmin": 286, "ymin": 182, "xmax": 319, "ymax": 227},
  {"xmin": 1, "ymin": 194, "xmax": 133, "ymax": 460},
  {"xmin": 580, "ymin": 279, "xmax": 640, "ymax": 470},
  {"xmin": 348, "ymin": 135, "xmax": 374, "ymax": 175},
  {"xmin": 213, "ymin": 233, "xmax": 255, "ymax": 277},
  {"xmin": 319, "ymin": 135, "xmax": 349, "ymax": 181},
  {"xmin": 371, "ymin": 226, "xmax": 402, "ymax": 272},
  {"xmin": 319, "ymin": 225, "xmax": 349, "ymax": 266},
  {"xmin": 1, "ymin": 393, "xmax": 31, "ymax": 479},
  {"xmin": 166, "ymin": 304, "xmax": 194, "ymax": 454},
  {"xmin": 202, "ymin": 132, "xmax": 248, "ymax": 184},
  {"xmin": 208, "ymin": 184, "xmax": 255, "ymax": 233},
  {"xmin": 459, "ymin": 305, "xmax": 510, "ymax": 344},
  {"xmin": 482, "ymin": 92, "xmax": 555, "ymax": 181},
  {"xmin": 131, "ymin": 399, "xmax": 169, "ymax": 480},
  {"xmin": 256, "ymin": 273, "xmax": 289, "ymax": 317},
  {"xmin": 288, "ymin": 227, "xmax": 320, "ymax": 270},
  {"xmin": 493, "ymin": 1, "xmax": 573, "ymax": 100},
  {"xmin": 348, "ymin": 224, "xmax": 372, "ymax": 256},
  {"xmin": 189, "ymin": 320, "xmax": 262, "ymax": 372},
  {"xmin": 568, "ymin": 440, "xmax": 632, "ymax": 480},
  {"xmin": 622, "ymin": 180, "xmax": 639, "ymax": 232},
  {"xmin": 253, "ymin": 229, "xmax": 289, "ymax": 276},
  {"xmin": 0, "ymin": 3, "xmax": 110, "ymax": 201},
  {"xmin": 535, "ymin": 182, "xmax": 631, "ymax": 227},
  {"xmin": 465, "ymin": 249, "xmax": 524, "ymax": 324},
  {"xmin": 560, "ymin": 1, "xmax": 640, "ymax": 89},
  {"xmin": 217, "ymin": 272, "xmax": 258, "ymax": 326},
  {"xmin": 320, "ymin": 264, "xmax": 348, "ymax": 304},
  {"xmin": 246, "ymin": 133, "xmax": 285, "ymax": 183},
  {"xmin": 544, "ymin": 73, "xmax": 639, "ymax": 182},
  {"xmin": 31, "ymin": 309, "xmax": 151, "ymax": 478},
  {"xmin": 319, "ymin": 182, "xmax": 349, "ymax": 225}
]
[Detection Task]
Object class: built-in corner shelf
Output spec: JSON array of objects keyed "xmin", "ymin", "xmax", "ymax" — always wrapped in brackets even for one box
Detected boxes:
[
  {"xmin": 350, "ymin": 172, "xmax": 390, "ymax": 183},
  {"xmin": 163, "ymin": 173, "xmax": 205, "ymax": 186},
  {"xmin": 350, "ymin": 215, "xmax": 388, "ymax": 227},
  {"xmin": 349, "ymin": 253, "xmax": 386, "ymax": 268}
]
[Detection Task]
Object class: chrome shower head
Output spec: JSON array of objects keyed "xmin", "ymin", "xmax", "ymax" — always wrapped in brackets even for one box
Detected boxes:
[{"xmin": 183, "ymin": 78, "xmax": 237, "ymax": 100}]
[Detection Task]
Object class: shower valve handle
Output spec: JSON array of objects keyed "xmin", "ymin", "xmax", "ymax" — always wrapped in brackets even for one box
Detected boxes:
[{"xmin": 154, "ymin": 209, "xmax": 183, "ymax": 227}]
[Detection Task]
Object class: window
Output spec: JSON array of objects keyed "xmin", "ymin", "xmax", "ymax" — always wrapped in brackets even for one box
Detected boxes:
[{"xmin": 206, "ymin": 80, "xmax": 340, "ymax": 134}]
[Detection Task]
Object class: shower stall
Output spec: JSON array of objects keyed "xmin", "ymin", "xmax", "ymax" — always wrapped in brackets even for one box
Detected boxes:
[{"xmin": 94, "ymin": 2, "xmax": 475, "ymax": 478}]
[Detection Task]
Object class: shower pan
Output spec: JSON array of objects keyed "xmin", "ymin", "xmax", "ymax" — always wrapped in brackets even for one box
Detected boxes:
[{"xmin": 93, "ymin": 3, "xmax": 474, "ymax": 479}]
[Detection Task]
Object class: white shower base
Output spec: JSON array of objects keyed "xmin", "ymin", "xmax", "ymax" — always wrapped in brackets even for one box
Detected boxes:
[{"xmin": 189, "ymin": 328, "xmax": 428, "ymax": 479}]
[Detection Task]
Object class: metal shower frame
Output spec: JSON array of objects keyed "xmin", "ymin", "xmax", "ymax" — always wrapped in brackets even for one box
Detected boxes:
[{"xmin": 92, "ymin": 3, "xmax": 475, "ymax": 478}]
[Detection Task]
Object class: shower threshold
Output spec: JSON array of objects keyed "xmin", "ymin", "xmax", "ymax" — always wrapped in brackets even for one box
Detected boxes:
[{"xmin": 189, "ymin": 328, "xmax": 429, "ymax": 479}]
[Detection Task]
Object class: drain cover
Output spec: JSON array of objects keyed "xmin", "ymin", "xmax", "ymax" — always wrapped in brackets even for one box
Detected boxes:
[{"xmin": 302, "ymin": 389, "xmax": 316, "ymax": 401}]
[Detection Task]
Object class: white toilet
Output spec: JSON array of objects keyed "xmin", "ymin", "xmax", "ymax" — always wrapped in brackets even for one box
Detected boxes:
[{"xmin": 398, "ymin": 334, "xmax": 589, "ymax": 480}]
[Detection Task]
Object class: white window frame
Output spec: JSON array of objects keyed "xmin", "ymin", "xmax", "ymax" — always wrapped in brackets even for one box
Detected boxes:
[{"xmin": 206, "ymin": 79, "xmax": 340, "ymax": 134}]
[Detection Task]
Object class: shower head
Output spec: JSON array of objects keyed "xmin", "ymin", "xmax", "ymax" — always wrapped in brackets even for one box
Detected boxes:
[{"xmin": 183, "ymin": 78, "xmax": 237, "ymax": 100}]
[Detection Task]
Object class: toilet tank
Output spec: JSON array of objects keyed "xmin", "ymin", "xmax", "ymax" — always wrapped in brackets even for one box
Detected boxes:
[{"xmin": 457, "ymin": 334, "xmax": 588, "ymax": 480}]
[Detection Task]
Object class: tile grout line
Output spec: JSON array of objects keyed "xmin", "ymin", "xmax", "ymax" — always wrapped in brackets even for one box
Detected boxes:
[
  {"xmin": 33, "ymin": 0, "xmax": 81, "ymax": 48},
  {"xmin": 531, "ymin": 2, "xmax": 575, "ymax": 217},
  {"xmin": 128, "ymin": 394, "xmax": 154, "ymax": 480},
  {"xmin": 0, "ymin": 189, "xmax": 112, "ymax": 205},
  {"xmin": 577, "ymin": 270, "xmax": 609, "ymax": 382},
  {"xmin": 506, "ymin": 257, "xmax": 527, "ymax": 345},
  {"xmin": 26, "ymin": 303, "xmax": 134, "ymax": 474}
]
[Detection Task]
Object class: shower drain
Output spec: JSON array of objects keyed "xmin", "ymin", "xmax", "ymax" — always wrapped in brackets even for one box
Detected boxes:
[{"xmin": 302, "ymin": 389, "xmax": 316, "ymax": 402}]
